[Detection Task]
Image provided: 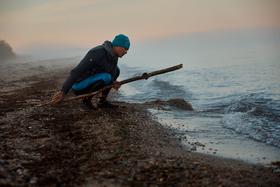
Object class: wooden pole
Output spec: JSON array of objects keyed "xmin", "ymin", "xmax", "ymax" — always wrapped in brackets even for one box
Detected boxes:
[{"xmin": 38, "ymin": 64, "xmax": 183, "ymax": 106}]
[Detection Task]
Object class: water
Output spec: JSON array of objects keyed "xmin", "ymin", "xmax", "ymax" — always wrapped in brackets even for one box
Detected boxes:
[{"xmin": 116, "ymin": 61, "xmax": 280, "ymax": 164}]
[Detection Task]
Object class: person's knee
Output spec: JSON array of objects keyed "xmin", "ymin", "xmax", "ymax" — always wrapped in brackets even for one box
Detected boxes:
[{"xmin": 100, "ymin": 73, "xmax": 112, "ymax": 85}]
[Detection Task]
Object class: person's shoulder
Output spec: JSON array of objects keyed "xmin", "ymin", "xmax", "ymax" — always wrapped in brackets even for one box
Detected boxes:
[{"xmin": 88, "ymin": 45, "xmax": 106, "ymax": 55}]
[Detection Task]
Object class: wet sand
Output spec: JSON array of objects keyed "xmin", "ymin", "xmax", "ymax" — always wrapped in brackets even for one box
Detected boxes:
[{"xmin": 0, "ymin": 60, "xmax": 279, "ymax": 186}]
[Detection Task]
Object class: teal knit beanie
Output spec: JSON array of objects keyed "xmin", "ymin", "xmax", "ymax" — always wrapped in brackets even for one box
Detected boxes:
[{"xmin": 112, "ymin": 34, "xmax": 130, "ymax": 50}]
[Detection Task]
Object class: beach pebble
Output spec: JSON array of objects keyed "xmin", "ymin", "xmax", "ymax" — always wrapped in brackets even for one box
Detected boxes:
[
  {"xmin": 190, "ymin": 146, "xmax": 196, "ymax": 151},
  {"xmin": 194, "ymin": 142, "xmax": 205, "ymax": 147},
  {"xmin": 29, "ymin": 177, "xmax": 37, "ymax": 184}
]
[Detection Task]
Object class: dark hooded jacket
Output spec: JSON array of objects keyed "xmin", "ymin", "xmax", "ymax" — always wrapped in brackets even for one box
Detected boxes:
[{"xmin": 61, "ymin": 41, "xmax": 120, "ymax": 94}]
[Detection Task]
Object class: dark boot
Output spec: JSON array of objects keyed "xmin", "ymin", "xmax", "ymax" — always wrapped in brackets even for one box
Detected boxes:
[
  {"xmin": 80, "ymin": 97, "xmax": 95, "ymax": 111},
  {"xmin": 98, "ymin": 96, "xmax": 118, "ymax": 108},
  {"xmin": 73, "ymin": 80, "xmax": 105, "ymax": 110},
  {"xmin": 98, "ymin": 100, "xmax": 117, "ymax": 108}
]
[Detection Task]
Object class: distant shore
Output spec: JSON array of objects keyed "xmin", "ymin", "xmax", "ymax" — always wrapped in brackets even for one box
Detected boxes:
[{"xmin": 0, "ymin": 60, "xmax": 279, "ymax": 186}]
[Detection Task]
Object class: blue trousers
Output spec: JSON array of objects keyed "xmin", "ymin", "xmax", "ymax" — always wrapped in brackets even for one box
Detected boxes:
[
  {"xmin": 72, "ymin": 73, "xmax": 112, "ymax": 101},
  {"xmin": 72, "ymin": 73, "xmax": 112, "ymax": 91}
]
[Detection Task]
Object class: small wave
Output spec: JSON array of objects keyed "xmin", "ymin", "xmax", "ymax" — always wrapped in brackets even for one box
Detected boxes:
[
  {"xmin": 222, "ymin": 93, "xmax": 280, "ymax": 148},
  {"xmin": 152, "ymin": 79, "xmax": 184, "ymax": 91},
  {"xmin": 150, "ymin": 79, "xmax": 192, "ymax": 99},
  {"xmin": 222, "ymin": 113, "xmax": 280, "ymax": 148},
  {"xmin": 224, "ymin": 94, "xmax": 280, "ymax": 121}
]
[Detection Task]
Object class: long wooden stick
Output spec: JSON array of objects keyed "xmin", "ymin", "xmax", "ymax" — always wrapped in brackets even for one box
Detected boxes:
[{"xmin": 38, "ymin": 64, "xmax": 183, "ymax": 106}]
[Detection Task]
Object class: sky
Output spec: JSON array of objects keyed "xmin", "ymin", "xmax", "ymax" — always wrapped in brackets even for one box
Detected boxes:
[{"xmin": 0, "ymin": 0, "xmax": 280, "ymax": 55}]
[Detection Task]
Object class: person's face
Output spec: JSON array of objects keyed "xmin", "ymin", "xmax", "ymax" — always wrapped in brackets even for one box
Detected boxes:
[{"xmin": 113, "ymin": 46, "xmax": 128, "ymax": 58}]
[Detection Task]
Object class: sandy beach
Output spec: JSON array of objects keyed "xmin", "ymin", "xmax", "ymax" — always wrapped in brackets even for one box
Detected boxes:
[{"xmin": 0, "ymin": 60, "xmax": 279, "ymax": 186}]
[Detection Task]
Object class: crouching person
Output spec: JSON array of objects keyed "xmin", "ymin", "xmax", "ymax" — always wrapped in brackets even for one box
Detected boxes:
[{"xmin": 50, "ymin": 34, "xmax": 130, "ymax": 110}]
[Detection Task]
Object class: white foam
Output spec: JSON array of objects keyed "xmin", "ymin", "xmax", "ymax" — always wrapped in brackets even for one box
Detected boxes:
[{"xmin": 120, "ymin": 84, "xmax": 141, "ymax": 96}]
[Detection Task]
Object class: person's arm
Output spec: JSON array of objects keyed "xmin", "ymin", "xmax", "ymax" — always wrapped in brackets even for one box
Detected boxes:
[
  {"xmin": 112, "ymin": 66, "xmax": 120, "ymax": 81},
  {"xmin": 112, "ymin": 66, "xmax": 121, "ymax": 90}
]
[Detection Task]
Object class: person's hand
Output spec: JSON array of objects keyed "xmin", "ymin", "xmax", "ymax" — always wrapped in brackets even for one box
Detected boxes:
[
  {"xmin": 50, "ymin": 91, "xmax": 65, "ymax": 105},
  {"xmin": 112, "ymin": 81, "xmax": 121, "ymax": 91}
]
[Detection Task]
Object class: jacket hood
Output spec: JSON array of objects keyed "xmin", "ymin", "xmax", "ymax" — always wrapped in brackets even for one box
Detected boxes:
[{"xmin": 102, "ymin": 41, "xmax": 117, "ymax": 58}]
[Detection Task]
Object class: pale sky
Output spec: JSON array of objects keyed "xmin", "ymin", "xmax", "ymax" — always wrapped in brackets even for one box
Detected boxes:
[{"xmin": 0, "ymin": 0, "xmax": 280, "ymax": 52}]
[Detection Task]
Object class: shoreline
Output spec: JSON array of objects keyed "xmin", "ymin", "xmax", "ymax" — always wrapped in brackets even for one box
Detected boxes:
[
  {"xmin": 0, "ymin": 66, "xmax": 279, "ymax": 186},
  {"xmin": 146, "ymin": 108, "xmax": 280, "ymax": 165}
]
